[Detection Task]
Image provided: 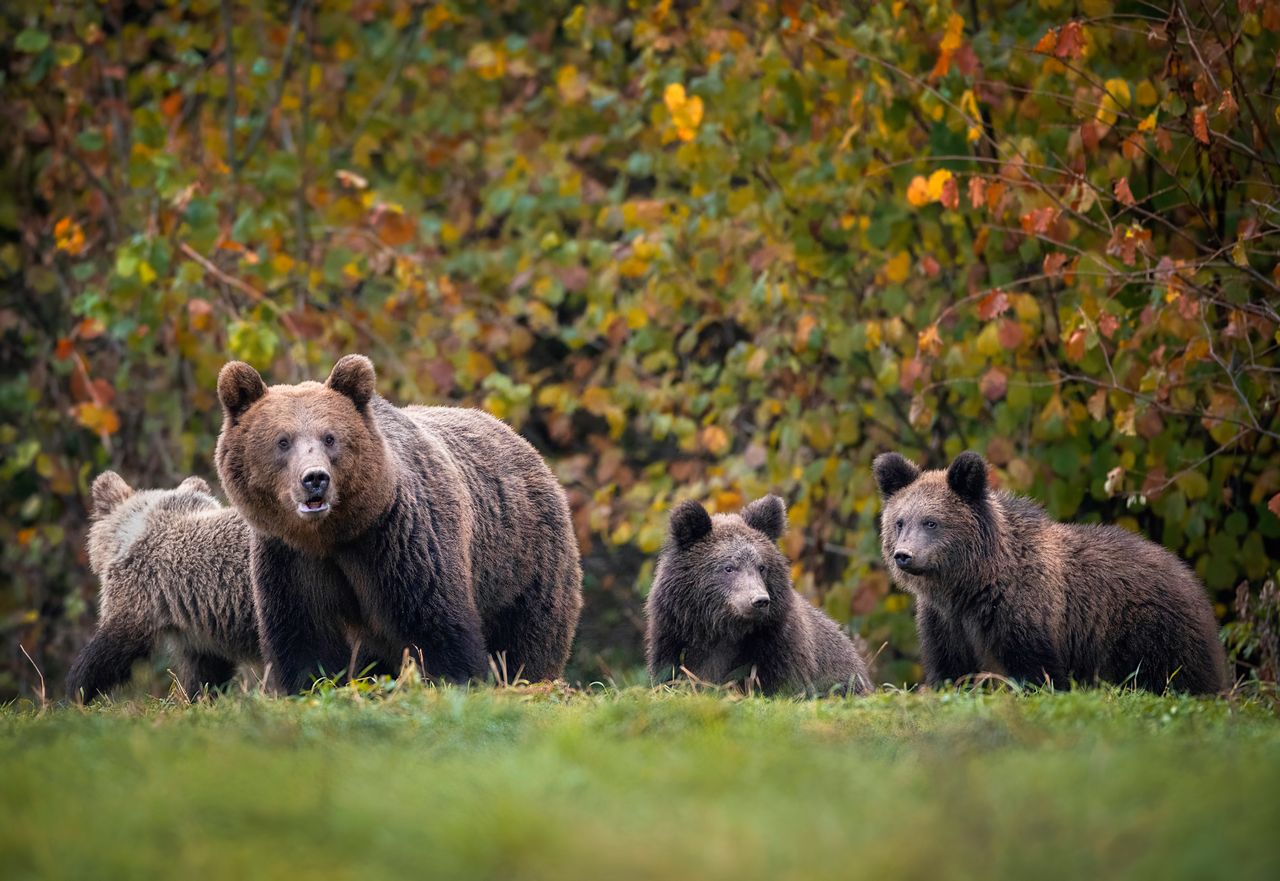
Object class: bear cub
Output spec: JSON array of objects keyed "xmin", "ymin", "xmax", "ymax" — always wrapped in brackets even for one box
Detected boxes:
[
  {"xmin": 646, "ymin": 495, "xmax": 872, "ymax": 696},
  {"xmin": 215, "ymin": 354, "xmax": 583, "ymax": 693},
  {"xmin": 874, "ymin": 450, "xmax": 1226, "ymax": 694},
  {"xmin": 67, "ymin": 472, "xmax": 260, "ymax": 701}
]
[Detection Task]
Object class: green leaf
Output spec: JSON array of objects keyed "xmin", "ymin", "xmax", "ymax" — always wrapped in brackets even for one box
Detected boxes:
[{"xmin": 15, "ymin": 29, "xmax": 51, "ymax": 53}]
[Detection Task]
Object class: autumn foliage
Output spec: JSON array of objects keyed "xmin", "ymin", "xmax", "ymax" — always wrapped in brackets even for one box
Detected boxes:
[{"xmin": 1, "ymin": 1, "xmax": 1278, "ymax": 694}]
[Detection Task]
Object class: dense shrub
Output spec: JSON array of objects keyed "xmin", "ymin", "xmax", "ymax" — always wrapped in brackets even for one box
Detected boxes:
[{"xmin": 2, "ymin": 0, "xmax": 1277, "ymax": 695}]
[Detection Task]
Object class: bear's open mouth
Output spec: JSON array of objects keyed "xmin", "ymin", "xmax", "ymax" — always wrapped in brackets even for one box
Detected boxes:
[{"xmin": 297, "ymin": 498, "xmax": 330, "ymax": 516}]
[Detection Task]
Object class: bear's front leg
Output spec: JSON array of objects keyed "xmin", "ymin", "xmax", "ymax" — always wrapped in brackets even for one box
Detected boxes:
[
  {"xmin": 917, "ymin": 601, "xmax": 980, "ymax": 687},
  {"xmin": 251, "ymin": 535, "xmax": 357, "ymax": 694},
  {"xmin": 336, "ymin": 535, "xmax": 489, "ymax": 685}
]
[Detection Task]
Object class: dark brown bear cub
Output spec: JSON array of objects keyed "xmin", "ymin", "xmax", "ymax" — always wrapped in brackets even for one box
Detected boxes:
[
  {"xmin": 873, "ymin": 450, "xmax": 1226, "ymax": 694},
  {"xmin": 646, "ymin": 495, "xmax": 872, "ymax": 696},
  {"xmin": 215, "ymin": 354, "xmax": 582, "ymax": 693}
]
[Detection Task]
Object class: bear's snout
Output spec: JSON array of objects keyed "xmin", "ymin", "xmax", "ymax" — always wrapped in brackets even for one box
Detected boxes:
[
  {"xmin": 751, "ymin": 594, "xmax": 771, "ymax": 609},
  {"xmin": 297, "ymin": 468, "xmax": 332, "ymax": 517}
]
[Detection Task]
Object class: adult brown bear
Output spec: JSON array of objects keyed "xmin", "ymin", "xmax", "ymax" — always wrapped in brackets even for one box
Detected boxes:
[{"xmin": 215, "ymin": 354, "xmax": 582, "ymax": 692}]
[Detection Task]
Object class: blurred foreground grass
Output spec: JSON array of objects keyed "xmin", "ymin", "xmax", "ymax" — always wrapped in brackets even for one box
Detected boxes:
[{"xmin": 2, "ymin": 685, "xmax": 1279, "ymax": 881}]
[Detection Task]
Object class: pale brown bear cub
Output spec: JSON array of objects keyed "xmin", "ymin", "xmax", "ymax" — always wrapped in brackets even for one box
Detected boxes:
[
  {"xmin": 215, "ymin": 354, "xmax": 583, "ymax": 693},
  {"xmin": 646, "ymin": 495, "xmax": 872, "ymax": 696},
  {"xmin": 873, "ymin": 450, "xmax": 1227, "ymax": 694},
  {"xmin": 67, "ymin": 472, "xmax": 259, "ymax": 701}
]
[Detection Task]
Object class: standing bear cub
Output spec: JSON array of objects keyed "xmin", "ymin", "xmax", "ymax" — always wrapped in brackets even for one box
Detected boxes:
[
  {"xmin": 215, "ymin": 354, "xmax": 582, "ymax": 693},
  {"xmin": 874, "ymin": 450, "xmax": 1226, "ymax": 694},
  {"xmin": 646, "ymin": 495, "xmax": 872, "ymax": 696},
  {"xmin": 67, "ymin": 472, "xmax": 260, "ymax": 701}
]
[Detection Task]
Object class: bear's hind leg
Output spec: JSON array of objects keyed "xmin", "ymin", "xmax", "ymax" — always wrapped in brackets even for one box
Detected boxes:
[
  {"xmin": 175, "ymin": 651, "xmax": 238, "ymax": 699},
  {"xmin": 484, "ymin": 571, "xmax": 581, "ymax": 683},
  {"xmin": 66, "ymin": 618, "xmax": 156, "ymax": 703}
]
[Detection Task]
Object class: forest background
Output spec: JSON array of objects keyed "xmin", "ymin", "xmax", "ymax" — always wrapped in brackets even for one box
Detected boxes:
[{"xmin": 2, "ymin": 0, "xmax": 1279, "ymax": 697}]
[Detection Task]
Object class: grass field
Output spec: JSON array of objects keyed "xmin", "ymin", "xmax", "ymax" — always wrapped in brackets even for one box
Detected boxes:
[{"xmin": 2, "ymin": 682, "xmax": 1279, "ymax": 881}]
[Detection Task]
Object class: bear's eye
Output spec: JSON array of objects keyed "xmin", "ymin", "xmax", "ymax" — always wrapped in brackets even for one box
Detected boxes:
[
  {"xmin": 895, "ymin": 518, "xmax": 904, "ymax": 529},
  {"xmin": 924, "ymin": 519, "xmax": 938, "ymax": 530},
  {"xmin": 276, "ymin": 437, "xmax": 290, "ymax": 452},
  {"xmin": 757, "ymin": 564, "xmax": 766, "ymax": 574},
  {"xmin": 323, "ymin": 433, "xmax": 336, "ymax": 447},
  {"xmin": 723, "ymin": 564, "xmax": 736, "ymax": 574}
]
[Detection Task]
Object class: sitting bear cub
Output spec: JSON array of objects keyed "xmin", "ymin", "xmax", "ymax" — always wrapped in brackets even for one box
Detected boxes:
[
  {"xmin": 874, "ymin": 450, "xmax": 1227, "ymax": 694},
  {"xmin": 67, "ymin": 472, "xmax": 260, "ymax": 701},
  {"xmin": 646, "ymin": 495, "xmax": 872, "ymax": 696}
]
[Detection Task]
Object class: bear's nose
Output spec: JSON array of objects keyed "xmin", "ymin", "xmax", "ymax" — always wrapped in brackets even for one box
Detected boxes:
[
  {"xmin": 751, "ymin": 595, "xmax": 771, "ymax": 609},
  {"xmin": 301, "ymin": 469, "xmax": 330, "ymax": 497},
  {"xmin": 894, "ymin": 550, "xmax": 913, "ymax": 567}
]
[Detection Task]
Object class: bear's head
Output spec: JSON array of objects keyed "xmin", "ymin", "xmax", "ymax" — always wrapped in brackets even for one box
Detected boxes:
[
  {"xmin": 87, "ymin": 471, "xmax": 220, "ymax": 590},
  {"xmin": 214, "ymin": 354, "xmax": 393, "ymax": 550},
  {"xmin": 658, "ymin": 495, "xmax": 794, "ymax": 633},
  {"xmin": 873, "ymin": 450, "xmax": 994, "ymax": 595}
]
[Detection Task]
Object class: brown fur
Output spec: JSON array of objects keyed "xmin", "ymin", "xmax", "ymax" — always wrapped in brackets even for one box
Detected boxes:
[
  {"xmin": 646, "ymin": 496, "xmax": 872, "ymax": 696},
  {"xmin": 215, "ymin": 354, "xmax": 583, "ymax": 692},
  {"xmin": 874, "ymin": 451, "xmax": 1227, "ymax": 694},
  {"xmin": 66, "ymin": 473, "xmax": 259, "ymax": 701}
]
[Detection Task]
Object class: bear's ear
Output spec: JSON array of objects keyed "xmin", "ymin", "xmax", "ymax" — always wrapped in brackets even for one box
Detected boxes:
[
  {"xmin": 946, "ymin": 451, "xmax": 989, "ymax": 503},
  {"xmin": 669, "ymin": 499, "xmax": 713, "ymax": 549},
  {"xmin": 741, "ymin": 495, "xmax": 787, "ymax": 541},
  {"xmin": 873, "ymin": 453, "xmax": 920, "ymax": 500},
  {"xmin": 326, "ymin": 354, "xmax": 376, "ymax": 412},
  {"xmin": 178, "ymin": 476, "xmax": 212, "ymax": 496},
  {"xmin": 91, "ymin": 471, "xmax": 133, "ymax": 519},
  {"xmin": 217, "ymin": 361, "xmax": 267, "ymax": 424}
]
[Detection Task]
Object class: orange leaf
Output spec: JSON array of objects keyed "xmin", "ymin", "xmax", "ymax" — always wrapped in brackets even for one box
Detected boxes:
[
  {"xmin": 161, "ymin": 91, "xmax": 183, "ymax": 119},
  {"xmin": 917, "ymin": 324, "xmax": 943, "ymax": 357},
  {"xmin": 1043, "ymin": 252, "xmax": 1069, "ymax": 279},
  {"xmin": 996, "ymin": 319, "xmax": 1024, "ymax": 350},
  {"xmin": 793, "ymin": 313, "xmax": 818, "ymax": 351},
  {"xmin": 940, "ymin": 176, "xmax": 959, "ymax": 210},
  {"xmin": 1098, "ymin": 313, "xmax": 1120, "ymax": 339},
  {"xmin": 980, "ymin": 367, "xmax": 1007, "ymax": 401},
  {"xmin": 1054, "ymin": 21, "xmax": 1086, "ymax": 60},
  {"xmin": 1065, "ymin": 327, "xmax": 1087, "ymax": 361},
  {"xmin": 1033, "ymin": 29, "xmax": 1057, "ymax": 55},
  {"xmin": 374, "ymin": 209, "xmax": 416, "ymax": 247},
  {"xmin": 1269, "ymin": 492, "xmax": 1280, "ymax": 520},
  {"xmin": 977, "ymin": 290, "xmax": 1011, "ymax": 320},
  {"xmin": 55, "ymin": 338, "xmax": 75, "ymax": 360},
  {"xmin": 76, "ymin": 317, "xmax": 106, "ymax": 340},
  {"xmin": 701, "ymin": 425, "xmax": 730, "ymax": 456},
  {"xmin": 1193, "ymin": 107, "xmax": 1210, "ymax": 144},
  {"xmin": 968, "ymin": 176, "xmax": 987, "ymax": 210},
  {"xmin": 985, "ymin": 180, "xmax": 1006, "ymax": 213},
  {"xmin": 1114, "ymin": 177, "xmax": 1135, "ymax": 206}
]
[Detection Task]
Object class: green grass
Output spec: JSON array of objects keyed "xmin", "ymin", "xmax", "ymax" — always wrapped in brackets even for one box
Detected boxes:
[{"xmin": 2, "ymin": 684, "xmax": 1279, "ymax": 881}]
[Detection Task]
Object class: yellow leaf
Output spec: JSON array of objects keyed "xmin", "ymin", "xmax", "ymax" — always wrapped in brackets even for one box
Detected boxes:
[
  {"xmin": 926, "ymin": 169, "xmax": 953, "ymax": 201},
  {"xmin": 1097, "ymin": 78, "xmax": 1130, "ymax": 126},
  {"xmin": 1137, "ymin": 110, "xmax": 1157, "ymax": 132},
  {"xmin": 137, "ymin": 261, "xmax": 157, "ymax": 284},
  {"xmin": 906, "ymin": 175, "xmax": 931, "ymax": 206},
  {"xmin": 884, "ymin": 251, "xmax": 911, "ymax": 283},
  {"xmin": 73, "ymin": 402, "xmax": 120, "ymax": 437},
  {"xmin": 625, "ymin": 306, "xmax": 648, "ymax": 329},
  {"xmin": 664, "ymin": 82, "xmax": 703, "ymax": 141},
  {"xmin": 940, "ymin": 13, "xmax": 965, "ymax": 52},
  {"xmin": 556, "ymin": 64, "xmax": 586, "ymax": 103},
  {"xmin": 1135, "ymin": 79, "xmax": 1158, "ymax": 106}
]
